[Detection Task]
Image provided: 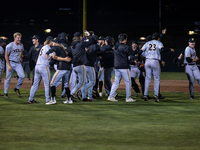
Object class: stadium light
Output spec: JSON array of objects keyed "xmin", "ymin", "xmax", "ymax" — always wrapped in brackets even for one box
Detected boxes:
[
  {"xmin": 140, "ymin": 37, "xmax": 146, "ymax": 40},
  {"xmin": 45, "ymin": 29, "xmax": 51, "ymax": 33},
  {"xmin": 188, "ymin": 31, "xmax": 195, "ymax": 35}
]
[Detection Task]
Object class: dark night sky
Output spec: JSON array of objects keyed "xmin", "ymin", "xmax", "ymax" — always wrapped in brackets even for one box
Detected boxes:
[{"xmin": 0, "ymin": 0, "xmax": 200, "ymax": 41}]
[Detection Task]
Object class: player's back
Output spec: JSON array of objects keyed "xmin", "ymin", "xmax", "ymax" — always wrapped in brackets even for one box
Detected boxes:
[
  {"xmin": 142, "ymin": 40, "xmax": 163, "ymax": 60},
  {"xmin": 36, "ymin": 45, "xmax": 51, "ymax": 66}
]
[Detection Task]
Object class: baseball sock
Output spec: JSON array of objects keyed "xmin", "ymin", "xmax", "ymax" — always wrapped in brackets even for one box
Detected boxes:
[
  {"xmin": 65, "ymin": 87, "xmax": 71, "ymax": 99},
  {"xmin": 99, "ymin": 81, "xmax": 103, "ymax": 92},
  {"xmin": 51, "ymin": 86, "xmax": 56, "ymax": 99}
]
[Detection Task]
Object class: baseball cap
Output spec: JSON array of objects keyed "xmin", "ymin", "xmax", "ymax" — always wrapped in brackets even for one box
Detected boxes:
[
  {"xmin": 52, "ymin": 37, "xmax": 62, "ymax": 43},
  {"xmin": 32, "ymin": 35, "xmax": 40, "ymax": 40},
  {"xmin": 152, "ymin": 33, "xmax": 160, "ymax": 40},
  {"xmin": 0, "ymin": 38, "xmax": 5, "ymax": 44},
  {"xmin": 98, "ymin": 36, "xmax": 105, "ymax": 40},
  {"xmin": 104, "ymin": 36, "xmax": 113, "ymax": 43},
  {"xmin": 46, "ymin": 36, "xmax": 53, "ymax": 41},
  {"xmin": 146, "ymin": 35, "xmax": 152, "ymax": 41},
  {"xmin": 188, "ymin": 38, "xmax": 195, "ymax": 43},
  {"xmin": 132, "ymin": 40, "xmax": 138, "ymax": 45},
  {"xmin": 58, "ymin": 32, "xmax": 69, "ymax": 38},
  {"xmin": 73, "ymin": 32, "xmax": 82, "ymax": 37}
]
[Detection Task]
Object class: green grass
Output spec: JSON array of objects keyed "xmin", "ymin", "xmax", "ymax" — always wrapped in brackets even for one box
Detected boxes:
[
  {"xmin": 0, "ymin": 89, "xmax": 200, "ymax": 150},
  {"xmin": 3, "ymin": 71, "xmax": 188, "ymax": 80}
]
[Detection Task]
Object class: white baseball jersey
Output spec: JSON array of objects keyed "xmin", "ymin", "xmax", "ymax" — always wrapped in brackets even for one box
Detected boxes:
[
  {"xmin": 184, "ymin": 46, "xmax": 196, "ymax": 65},
  {"xmin": 0, "ymin": 46, "xmax": 5, "ymax": 69},
  {"xmin": 36, "ymin": 45, "xmax": 51, "ymax": 66},
  {"xmin": 141, "ymin": 40, "xmax": 164, "ymax": 60},
  {"xmin": 5, "ymin": 42, "xmax": 24, "ymax": 63}
]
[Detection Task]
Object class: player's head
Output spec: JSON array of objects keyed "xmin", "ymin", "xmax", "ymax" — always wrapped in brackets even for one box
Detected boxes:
[
  {"xmin": 13, "ymin": 32, "xmax": 22, "ymax": 44},
  {"xmin": 58, "ymin": 32, "xmax": 69, "ymax": 43},
  {"xmin": 131, "ymin": 40, "xmax": 138, "ymax": 51},
  {"xmin": 73, "ymin": 32, "xmax": 82, "ymax": 42},
  {"xmin": 44, "ymin": 36, "xmax": 53, "ymax": 46},
  {"xmin": 32, "ymin": 35, "xmax": 40, "ymax": 45},
  {"xmin": 152, "ymin": 33, "xmax": 160, "ymax": 40},
  {"xmin": 105, "ymin": 36, "xmax": 114, "ymax": 47},
  {"xmin": 98, "ymin": 36, "xmax": 105, "ymax": 46},
  {"xmin": 118, "ymin": 33, "xmax": 128, "ymax": 44},
  {"xmin": 146, "ymin": 35, "xmax": 152, "ymax": 42},
  {"xmin": 188, "ymin": 38, "xmax": 195, "ymax": 48}
]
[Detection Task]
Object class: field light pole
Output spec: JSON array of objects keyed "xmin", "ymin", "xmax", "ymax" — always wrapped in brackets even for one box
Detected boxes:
[{"xmin": 83, "ymin": 0, "xmax": 87, "ymax": 36}]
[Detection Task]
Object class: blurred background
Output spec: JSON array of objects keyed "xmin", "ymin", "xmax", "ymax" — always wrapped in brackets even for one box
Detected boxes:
[{"xmin": 0, "ymin": 0, "xmax": 200, "ymax": 71}]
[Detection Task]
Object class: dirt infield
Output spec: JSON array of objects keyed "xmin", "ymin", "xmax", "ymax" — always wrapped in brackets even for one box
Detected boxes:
[{"xmin": 1, "ymin": 78, "xmax": 200, "ymax": 92}]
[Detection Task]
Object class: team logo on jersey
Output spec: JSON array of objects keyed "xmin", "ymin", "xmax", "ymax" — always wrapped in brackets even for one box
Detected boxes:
[
  {"xmin": 36, "ymin": 48, "xmax": 40, "ymax": 51},
  {"xmin": 13, "ymin": 49, "xmax": 22, "ymax": 52}
]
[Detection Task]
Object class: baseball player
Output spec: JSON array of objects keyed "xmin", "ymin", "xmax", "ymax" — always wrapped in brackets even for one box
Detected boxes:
[
  {"xmin": 83, "ymin": 35, "xmax": 99, "ymax": 100},
  {"xmin": 139, "ymin": 33, "xmax": 174, "ymax": 102},
  {"xmin": 0, "ymin": 38, "xmax": 6, "ymax": 96},
  {"xmin": 184, "ymin": 38, "xmax": 200, "ymax": 99},
  {"xmin": 108, "ymin": 33, "xmax": 136, "ymax": 102},
  {"xmin": 46, "ymin": 37, "xmax": 72, "ymax": 104},
  {"xmin": 23, "ymin": 35, "xmax": 43, "ymax": 84},
  {"xmin": 4, "ymin": 32, "xmax": 25, "ymax": 98},
  {"xmin": 28, "ymin": 36, "xmax": 53, "ymax": 104},
  {"xmin": 69, "ymin": 31, "xmax": 96, "ymax": 102}
]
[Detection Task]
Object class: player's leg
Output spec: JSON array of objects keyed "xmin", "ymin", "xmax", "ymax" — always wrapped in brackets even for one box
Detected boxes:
[
  {"xmin": 121, "ymin": 69, "xmax": 132, "ymax": 99},
  {"xmin": 84, "ymin": 66, "xmax": 96, "ymax": 99},
  {"xmin": 139, "ymin": 70, "xmax": 145, "ymax": 96},
  {"xmin": 15, "ymin": 63, "xmax": 25, "ymax": 90},
  {"xmin": 4, "ymin": 62, "xmax": 15, "ymax": 95},
  {"xmin": 104, "ymin": 67, "xmax": 113, "ymax": 96},
  {"xmin": 185, "ymin": 65, "xmax": 195, "ymax": 98},
  {"xmin": 70, "ymin": 65, "xmax": 86, "ymax": 99},
  {"xmin": 41, "ymin": 66, "xmax": 51, "ymax": 103},
  {"xmin": 144, "ymin": 60, "xmax": 152, "ymax": 97},
  {"xmin": 130, "ymin": 67, "xmax": 140, "ymax": 94},
  {"xmin": 193, "ymin": 65, "xmax": 200, "ymax": 85},
  {"xmin": 109, "ymin": 69, "xmax": 121, "ymax": 99},
  {"xmin": 29, "ymin": 65, "xmax": 42, "ymax": 102},
  {"xmin": 62, "ymin": 70, "xmax": 71, "ymax": 102},
  {"xmin": 151, "ymin": 60, "xmax": 160, "ymax": 97},
  {"xmin": 98, "ymin": 67, "xmax": 104, "ymax": 95}
]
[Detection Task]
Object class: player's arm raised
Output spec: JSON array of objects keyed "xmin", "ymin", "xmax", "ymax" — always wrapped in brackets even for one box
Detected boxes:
[{"xmin": 51, "ymin": 55, "xmax": 71, "ymax": 62}]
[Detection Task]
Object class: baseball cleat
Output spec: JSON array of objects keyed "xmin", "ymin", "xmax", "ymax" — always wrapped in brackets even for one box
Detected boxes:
[
  {"xmin": 154, "ymin": 95, "xmax": 159, "ymax": 103},
  {"xmin": 99, "ymin": 92, "xmax": 102, "ymax": 97},
  {"xmin": 14, "ymin": 88, "xmax": 21, "ymax": 97},
  {"xmin": 88, "ymin": 97, "xmax": 96, "ymax": 101},
  {"xmin": 190, "ymin": 96, "xmax": 195, "ymax": 99},
  {"xmin": 4, "ymin": 93, "xmax": 8, "ymax": 98},
  {"xmin": 158, "ymin": 94, "xmax": 165, "ymax": 99},
  {"xmin": 143, "ymin": 95, "xmax": 148, "ymax": 101},
  {"xmin": 126, "ymin": 97, "xmax": 137, "ymax": 102},
  {"xmin": 135, "ymin": 93, "xmax": 139, "ymax": 97},
  {"xmin": 63, "ymin": 97, "xmax": 73, "ymax": 104},
  {"xmin": 107, "ymin": 97, "xmax": 118, "ymax": 102},
  {"xmin": 28, "ymin": 100, "xmax": 37, "ymax": 104},
  {"xmin": 82, "ymin": 98, "xmax": 92, "ymax": 102},
  {"xmin": 45, "ymin": 100, "xmax": 56, "ymax": 105}
]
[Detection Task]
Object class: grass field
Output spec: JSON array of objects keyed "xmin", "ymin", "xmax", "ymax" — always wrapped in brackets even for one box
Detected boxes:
[
  {"xmin": 0, "ymin": 89, "xmax": 200, "ymax": 150},
  {"xmin": 3, "ymin": 71, "xmax": 188, "ymax": 80}
]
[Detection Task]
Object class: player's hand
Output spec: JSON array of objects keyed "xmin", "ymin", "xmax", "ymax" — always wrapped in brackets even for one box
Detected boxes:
[
  {"xmin": 85, "ymin": 47, "xmax": 89, "ymax": 52},
  {"xmin": 161, "ymin": 61, "xmax": 166, "ymax": 66},
  {"xmin": 170, "ymin": 48, "xmax": 175, "ymax": 52},
  {"xmin": 64, "ymin": 57, "xmax": 71, "ymax": 62},
  {"xmin": 193, "ymin": 56, "xmax": 199, "ymax": 62},
  {"xmin": 8, "ymin": 66, "xmax": 12, "ymax": 72},
  {"xmin": 85, "ymin": 30, "xmax": 90, "ymax": 36}
]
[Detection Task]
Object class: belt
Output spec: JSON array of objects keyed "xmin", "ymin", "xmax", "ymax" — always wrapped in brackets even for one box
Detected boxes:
[
  {"xmin": 10, "ymin": 60, "xmax": 19, "ymax": 63},
  {"xmin": 188, "ymin": 64, "xmax": 195, "ymax": 65}
]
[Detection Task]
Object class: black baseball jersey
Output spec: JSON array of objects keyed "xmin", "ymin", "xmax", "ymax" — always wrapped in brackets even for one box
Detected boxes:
[{"xmin": 46, "ymin": 46, "xmax": 71, "ymax": 70}]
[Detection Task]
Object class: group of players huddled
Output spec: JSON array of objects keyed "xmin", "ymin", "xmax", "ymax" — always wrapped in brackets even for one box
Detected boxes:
[{"xmin": 0, "ymin": 28, "xmax": 200, "ymax": 104}]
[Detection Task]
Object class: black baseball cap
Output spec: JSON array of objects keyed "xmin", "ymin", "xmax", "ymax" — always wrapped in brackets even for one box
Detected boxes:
[
  {"xmin": 98, "ymin": 36, "xmax": 105, "ymax": 40},
  {"xmin": 46, "ymin": 36, "xmax": 53, "ymax": 41},
  {"xmin": 32, "ymin": 35, "xmax": 40, "ymax": 40},
  {"xmin": 0, "ymin": 38, "xmax": 5, "ymax": 44},
  {"xmin": 132, "ymin": 40, "xmax": 138, "ymax": 45},
  {"xmin": 58, "ymin": 32, "xmax": 69, "ymax": 38},
  {"xmin": 188, "ymin": 38, "xmax": 195, "ymax": 43},
  {"xmin": 146, "ymin": 35, "xmax": 152, "ymax": 41},
  {"xmin": 73, "ymin": 32, "xmax": 82, "ymax": 37},
  {"xmin": 104, "ymin": 36, "xmax": 113, "ymax": 43},
  {"xmin": 52, "ymin": 37, "xmax": 62, "ymax": 43},
  {"xmin": 152, "ymin": 33, "xmax": 160, "ymax": 40}
]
